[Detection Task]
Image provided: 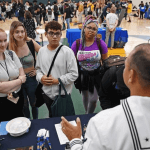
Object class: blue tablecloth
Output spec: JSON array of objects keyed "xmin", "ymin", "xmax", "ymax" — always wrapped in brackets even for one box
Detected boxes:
[
  {"xmin": 0, "ymin": 114, "xmax": 96, "ymax": 150},
  {"xmin": 66, "ymin": 27, "xmax": 128, "ymax": 48}
]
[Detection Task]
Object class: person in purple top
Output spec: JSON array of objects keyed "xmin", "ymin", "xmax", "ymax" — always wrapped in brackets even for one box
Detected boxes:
[{"xmin": 71, "ymin": 15, "xmax": 108, "ymax": 114}]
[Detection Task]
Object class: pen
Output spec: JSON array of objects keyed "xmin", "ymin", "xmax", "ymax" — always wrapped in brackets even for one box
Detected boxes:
[{"xmin": 46, "ymin": 130, "xmax": 52, "ymax": 150}]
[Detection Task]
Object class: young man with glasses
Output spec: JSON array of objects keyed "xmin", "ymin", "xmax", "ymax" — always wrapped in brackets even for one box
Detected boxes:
[{"xmin": 35, "ymin": 21, "xmax": 78, "ymax": 118}]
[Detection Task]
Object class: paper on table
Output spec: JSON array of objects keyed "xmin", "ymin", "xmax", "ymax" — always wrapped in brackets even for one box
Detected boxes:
[
  {"xmin": 121, "ymin": 29, "xmax": 127, "ymax": 31},
  {"xmin": 55, "ymin": 120, "xmax": 83, "ymax": 145}
]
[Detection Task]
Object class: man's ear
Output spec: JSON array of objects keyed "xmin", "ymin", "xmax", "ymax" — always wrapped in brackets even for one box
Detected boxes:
[{"xmin": 129, "ymin": 69, "xmax": 136, "ymax": 84}]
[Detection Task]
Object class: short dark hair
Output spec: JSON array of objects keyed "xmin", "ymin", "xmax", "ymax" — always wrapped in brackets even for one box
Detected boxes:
[
  {"xmin": 65, "ymin": 3, "xmax": 69, "ymax": 7},
  {"xmin": 29, "ymin": 2, "xmax": 33, "ymax": 6},
  {"xmin": 54, "ymin": 1, "xmax": 57, "ymax": 4},
  {"xmin": 45, "ymin": 21, "xmax": 62, "ymax": 32},
  {"xmin": 129, "ymin": 44, "xmax": 150, "ymax": 87}
]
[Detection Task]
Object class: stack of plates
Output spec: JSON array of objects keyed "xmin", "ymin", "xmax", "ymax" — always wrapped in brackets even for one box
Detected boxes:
[{"xmin": 6, "ymin": 117, "xmax": 31, "ymax": 137}]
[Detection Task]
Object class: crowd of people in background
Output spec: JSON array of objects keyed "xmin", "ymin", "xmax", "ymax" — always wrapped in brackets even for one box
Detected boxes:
[
  {"xmin": 0, "ymin": 0, "xmax": 135, "ymax": 122},
  {"xmin": 1, "ymin": 1, "xmax": 150, "ymax": 150}
]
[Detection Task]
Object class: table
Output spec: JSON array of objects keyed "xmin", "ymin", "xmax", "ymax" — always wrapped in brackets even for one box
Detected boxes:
[
  {"xmin": 66, "ymin": 27, "xmax": 128, "ymax": 48},
  {"xmin": 0, "ymin": 113, "xmax": 96, "ymax": 150}
]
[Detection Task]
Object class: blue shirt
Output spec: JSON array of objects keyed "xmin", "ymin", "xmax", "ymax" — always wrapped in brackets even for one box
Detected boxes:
[{"xmin": 140, "ymin": 6, "xmax": 146, "ymax": 12}]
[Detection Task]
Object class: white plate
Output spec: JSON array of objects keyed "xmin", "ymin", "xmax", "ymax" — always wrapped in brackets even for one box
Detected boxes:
[{"xmin": 6, "ymin": 117, "xmax": 31, "ymax": 135}]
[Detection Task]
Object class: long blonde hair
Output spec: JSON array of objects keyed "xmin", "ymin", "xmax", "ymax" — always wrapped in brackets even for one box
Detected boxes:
[{"xmin": 9, "ymin": 21, "xmax": 27, "ymax": 54}]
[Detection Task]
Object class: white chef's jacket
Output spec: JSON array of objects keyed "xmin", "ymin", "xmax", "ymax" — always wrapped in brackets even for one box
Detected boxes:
[{"xmin": 69, "ymin": 96, "xmax": 150, "ymax": 150}]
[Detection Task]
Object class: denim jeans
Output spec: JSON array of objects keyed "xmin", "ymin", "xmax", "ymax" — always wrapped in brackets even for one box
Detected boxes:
[
  {"xmin": 35, "ymin": 14, "xmax": 41, "ymax": 26},
  {"xmin": 22, "ymin": 76, "xmax": 38, "ymax": 119},
  {"xmin": 66, "ymin": 18, "xmax": 70, "ymax": 29},
  {"xmin": 55, "ymin": 15, "xmax": 58, "ymax": 21}
]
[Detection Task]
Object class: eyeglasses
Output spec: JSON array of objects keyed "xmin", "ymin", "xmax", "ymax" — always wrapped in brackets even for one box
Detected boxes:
[
  {"xmin": 86, "ymin": 26, "xmax": 97, "ymax": 32},
  {"xmin": 47, "ymin": 31, "xmax": 62, "ymax": 37}
]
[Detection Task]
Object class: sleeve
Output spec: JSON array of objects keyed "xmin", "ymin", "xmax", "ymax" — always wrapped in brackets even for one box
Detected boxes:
[
  {"xmin": 12, "ymin": 51, "xmax": 22, "ymax": 69},
  {"xmin": 100, "ymin": 40, "xmax": 108, "ymax": 54},
  {"xmin": 70, "ymin": 116, "xmax": 107, "ymax": 150},
  {"xmin": 71, "ymin": 40, "xmax": 77, "ymax": 56},
  {"xmin": 106, "ymin": 13, "xmax": 109, "ymax": 20},
  {"xmin": 59, "ymin": 47, "xmax": 78, "ymax": 85},
  {"xmin": 35, "ymin": 49, "xmax": 44, "ymax": 83}
]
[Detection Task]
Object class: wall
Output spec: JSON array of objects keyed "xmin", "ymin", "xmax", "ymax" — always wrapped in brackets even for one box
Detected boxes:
[{"xmin": 132, "ymin": 0, "xmax": 149, "ymax": 7}]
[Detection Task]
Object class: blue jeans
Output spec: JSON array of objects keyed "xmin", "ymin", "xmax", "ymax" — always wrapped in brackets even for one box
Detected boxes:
[
  {"xmin": 55, "ymin": 15, "xmax": 58, "ymax": 21},
  {"xmin": 66, "ymin": 18, "xmax": 70, "ymax": 29},
  {"xmin": 22, "ymin": 76, "xmax": 38, "ymax": 119}
]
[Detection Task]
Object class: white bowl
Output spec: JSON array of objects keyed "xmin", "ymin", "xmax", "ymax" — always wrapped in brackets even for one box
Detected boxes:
[
  {"xmin": 10, "ymin": 129, "xmax": 28, "ymax": 137},
  {"xmin": 6, "ymin": 117, "xmax": 31, "ymax": 136}
]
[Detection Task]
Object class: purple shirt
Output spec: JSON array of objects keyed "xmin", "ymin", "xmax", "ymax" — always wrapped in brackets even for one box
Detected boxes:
[{"xmin": 71, "ymin": 39, "xmax": 108, "ymax": 71}]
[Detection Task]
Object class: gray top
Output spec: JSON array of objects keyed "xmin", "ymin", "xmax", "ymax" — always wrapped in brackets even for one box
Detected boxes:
[
  {"xmin": 19, "ymin": 51, "xmax": 34, "ymax": 69},
  {"xmin": 0, "ymin": 50, "xmax": 22, "ymax": 97},
  {"xmin": 36, "ymin": 43, "xmax": 78, "ymax": 100}
]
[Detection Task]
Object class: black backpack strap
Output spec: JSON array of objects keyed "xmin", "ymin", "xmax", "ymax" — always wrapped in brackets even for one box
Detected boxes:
[
  {"xmin": 96, "ymin": 38, "xmax": 103, "ymax": 63},
  {"xmin": 8, "ymin": 50, "xmax": 13, "ymax": 60},
  {"xmin": 47, "ymin": 45, "xmax": 63, "ymax": 77},
  {"xmin": 76, "ymin": 39, "xmax": 80, "ymax": 55},
  {"xmin": 26, "ymin": 40, "xmax": 36, "ymax": 66}
]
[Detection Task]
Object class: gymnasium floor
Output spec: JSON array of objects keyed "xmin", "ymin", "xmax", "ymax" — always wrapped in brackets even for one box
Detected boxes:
[{"xmin": 1, "ymin": 15, "xmax": 150, "ymax": 119}]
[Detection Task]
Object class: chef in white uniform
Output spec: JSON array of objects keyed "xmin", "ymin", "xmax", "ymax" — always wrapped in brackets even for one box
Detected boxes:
[{"xmin": 61, "ymin": 43, "xmax": 150, "ymax": 150}]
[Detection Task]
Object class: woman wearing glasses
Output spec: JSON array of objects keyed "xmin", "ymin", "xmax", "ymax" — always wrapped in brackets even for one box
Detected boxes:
[
  {"xmin": 71, "ymin": 15, "xmax": 108, "ymax": 114},
  {"xmin": 9, "ymin": 21, "xmax": 41, "ymax": 120}
]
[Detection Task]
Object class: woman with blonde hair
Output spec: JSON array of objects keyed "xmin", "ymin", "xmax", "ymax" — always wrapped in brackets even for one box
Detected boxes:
[
  {"xmin": 0, "ymin": 28, "xmax": 26, "ymax": 122},
  {"xmin": 9, "ymin": 21, "xmax": 41, "ymax": 120}
]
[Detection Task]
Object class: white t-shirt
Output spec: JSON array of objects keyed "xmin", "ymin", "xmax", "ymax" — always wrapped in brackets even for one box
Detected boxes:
[
  {"xmin": 106, "ymin": 13, "xmax": 118, "ymax": 28},
  {"xmin": 46, "ymin": 5, "xmax": 53, "ymax": 15},
  {"xmin": 6, "ymin": 5, "xmax": 11, "ymax": 12}
]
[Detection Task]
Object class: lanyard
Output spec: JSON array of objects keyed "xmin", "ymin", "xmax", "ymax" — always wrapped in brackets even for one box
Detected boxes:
[{"xmin": 0, "ymin": 59, "xmax": 10, "ymax": 81}]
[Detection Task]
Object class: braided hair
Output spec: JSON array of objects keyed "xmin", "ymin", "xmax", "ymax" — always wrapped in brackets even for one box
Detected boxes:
[{"xmin": 81, "ymin": 15, "xmax": 99, "ymax": 51}]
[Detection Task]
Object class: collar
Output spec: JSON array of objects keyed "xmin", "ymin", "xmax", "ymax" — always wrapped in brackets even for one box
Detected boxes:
[{"xmin": 121, "ymin": 96, "xmax": 150, "ymax": 149}]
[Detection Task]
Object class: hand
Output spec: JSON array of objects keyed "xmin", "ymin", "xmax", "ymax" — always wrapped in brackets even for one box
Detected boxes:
[
  {"xmin": 41, "ymin": 75, "xmax": 59, "ymax": 86},
  {"xmin": 27, "ymin": 69, "xmax": 36, "ymax": 77},
  {"xmin": 27, "ymin": 37, "xmax": 32, "ymax": 41},
  {"xmin": 61, "ymin": 116, "xmax": 82, "ymax": 141},
  {"xmin": 19, "ymin": 75, "xmax": 26, "ymax": 83}
]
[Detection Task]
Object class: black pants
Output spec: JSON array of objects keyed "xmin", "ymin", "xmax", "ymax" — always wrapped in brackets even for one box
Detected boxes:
[
  {"xmin": 6, "ymin": 11, "xmax": 11, "ymax": 19},
  {"xmin": 43, "ymin": 94, "xmax": 54, "ymax": 118},
  {"xmin": 0, "ymin": 89, "xmax": 24, "ymax": 122},
  {"xmin": 42, "ymin": 13, "xmax": 46, "ymax": 23},
  {"xmin": 140, "ymin": 11, "xmax": 144, "ymax": 19}
]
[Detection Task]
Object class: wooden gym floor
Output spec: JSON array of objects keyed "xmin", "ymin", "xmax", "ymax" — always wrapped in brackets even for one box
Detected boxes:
[{"xmin": 1, "ymin": 15, "xmax": 150, "ymax": 119}]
